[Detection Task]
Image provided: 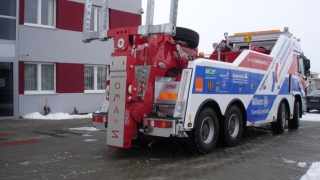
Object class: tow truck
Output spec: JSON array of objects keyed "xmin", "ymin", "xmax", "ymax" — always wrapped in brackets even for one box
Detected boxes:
[{"xmin": 83, "ymin": 0, "xmax": 311, "ymax": 154}]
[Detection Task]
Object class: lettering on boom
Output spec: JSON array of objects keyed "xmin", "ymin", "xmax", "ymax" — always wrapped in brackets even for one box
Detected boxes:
[
  {"xmin": 113, "ymin": 94, "xmax": 120, "ymax": 101},
  {"xmin": 111, "ymin": 82, "xmax": 121, "ymax": 138}
]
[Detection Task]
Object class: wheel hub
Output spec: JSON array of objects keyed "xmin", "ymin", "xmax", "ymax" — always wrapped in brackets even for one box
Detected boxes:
[
  {"xmin": 200, "ymin": 117, "xmax": 214, "ymax": 144},
  {"xmin": 282, "ymin": 108, "xmax": 286, "ymax": 128},
  {"xmin": 228, "ymin": 114, "xmax": 240, "ymax": 138}
]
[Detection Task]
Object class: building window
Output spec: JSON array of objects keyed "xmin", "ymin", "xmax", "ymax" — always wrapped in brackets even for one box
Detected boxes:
[
  {"xmin": 0, "ymin": 0, "xmax": 16, "ymax": 40},
  {"xmin": 24, "ymin": 0, "xmax": 56, "ymax": 28},
  {"xmin": 84, "ymin": 65, "xmax": 108, "ymax": 93},
  {"xmin": 24, "ymin": 63, "xmax": 56, "ymax": 94},
  {"xmin": 90, "ymin": 6, "xmax": 101, "ymax": 31}
]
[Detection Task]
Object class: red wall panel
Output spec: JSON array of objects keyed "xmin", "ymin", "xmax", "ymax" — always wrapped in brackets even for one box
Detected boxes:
[
  {"xmin": 19, "ymin": 0, "xmax": 24, "ymax": 25},
  {"xmin": 109, "ymin": 9, "xmax": 141, "ymax": 29},
  {"xmin": 56, "ymin": 63, "xmax": 84, "ymax": 93},
  {"xmin": 20, "ymin": 0, "xmax": 141, "ymax": 31},
  {"xmin": 56, "ymin": 0, "xmax": 84, "ymax": 32},
  {"xmin": 19, "ymin": 61, "xmax": 24, "ymax": 94}
]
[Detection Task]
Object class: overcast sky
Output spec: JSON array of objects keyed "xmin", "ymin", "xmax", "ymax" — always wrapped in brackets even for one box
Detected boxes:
[{"xmin": 141, "ymin": 0, "xmax": 320, "ymax": 73}]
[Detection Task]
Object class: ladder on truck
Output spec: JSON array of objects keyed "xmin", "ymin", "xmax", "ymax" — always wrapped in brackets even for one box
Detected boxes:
[
  {"xmin": 225, "ymin": 28, "xmax": 294, "ymax": 52},
  {"xmin": 82, "ymin": 0, "xmax": 179, "ymax": 42}
]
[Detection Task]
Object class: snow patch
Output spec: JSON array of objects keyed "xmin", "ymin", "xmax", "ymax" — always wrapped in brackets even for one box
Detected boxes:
[
  {"xmin": 82, "ymin": 134, "xmax": 93, "ymax": 137},
  {"xmin": 69, "ymin": 127, "xmax": 99, "ymax": 131},
  {"xmin": 20, "ymin": 161, "xmax": 30, "ymax": 166},
  {"xmin": 23, "ymin": 112, "xmax": 92, "ymax": 120},
  {"xmin": 301, "ymin": 112, "xmax": 320, "ymax": 122},
  {"xmin": 284, "ymin": 159, "xmax": 296, "ymax": 164},
  {"xmin": 84, "ymin": 139, "xmax": 97, "ymax": 142},
  {"xmin": 298, "ymin": 162, "xmax": 307, "ymax": 168},
  {"xmin": 301, "ymin": 162, "xmax": 320, "ymax": 180}
]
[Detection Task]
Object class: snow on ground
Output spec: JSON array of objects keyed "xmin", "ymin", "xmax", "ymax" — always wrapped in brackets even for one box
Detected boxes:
[
  {"xmin": 69, "ymin": 127, "xmax": 99, "ymax": 131},
  {"xmin": 299, "ymin": 111, "xmax": 320, "ymax": 179},
  {"xmin": 23, "ymin": 112, "xmax": 92, "ymax": 120},
  {"xmin": 298, "ymin": 162, "xmax": 307, "ymax": 168},
  {"xmin": 300, "ymin": 162, "xmax": 320, "ymax": 180},
  {"xmin": 84, "ymin": 139, "xmax": 97, "ymax": 142},
  {"xmin": 301, "ymin": 110, "xmax": 320, "ymax": 122}
]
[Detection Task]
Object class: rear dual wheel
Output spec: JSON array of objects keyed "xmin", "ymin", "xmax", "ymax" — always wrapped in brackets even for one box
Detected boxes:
[
  {"xmin": 271, "ymin": 103, "xmax": 286, "ymax": 133},
  {"xmin": 219, "ymin": 105, "xmax": 243, "ymax": 147},
  {"xmin": 189, "ymin": 107, "xmax": 219, "ymax": 154},
  {"xmin": 288, "ymin": 101, "xmax": 300, "ymax": 129}
]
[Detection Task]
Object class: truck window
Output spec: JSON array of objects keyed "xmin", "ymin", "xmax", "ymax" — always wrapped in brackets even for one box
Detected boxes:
[{"xmin": 298, "ymin": 56, "xmax": 305, "ymax": 75}]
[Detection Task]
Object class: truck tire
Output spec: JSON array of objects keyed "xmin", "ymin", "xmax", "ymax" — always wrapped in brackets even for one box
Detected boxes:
[
  {"xmin": 173, "ymin": 27, "xmax": 199, "ymax": 49},
  {"xmin": 132, "ymin": 132, "xmax": 153, "ymax": 147},
  {"xmin": 219, "ymin": 105, "xmax": 243, "ymax": 147},
  {"xmin": 271, "ymin": 102, "xmax": 286, "ymax": 133},
  {"xmin": 288, "ymin": 101, "xmax": 300, "ymax": 129},
  {"xmin": 189, "ymin": 107, "xmax": 219, "ymax": 154}
]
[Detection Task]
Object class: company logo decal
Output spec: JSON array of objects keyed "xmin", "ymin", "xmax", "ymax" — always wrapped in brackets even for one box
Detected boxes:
[
  {"xmin": 165, "ymin": 84, "xmax": 177, "ymax": 89},
  {"xmin": 233, "ymin": 73, "xmax": 248, "ymax": 79},
  {"xmin": 251, "ymin": 96, "xmax": 270, "ymax": 115},
  {"xmin": 220, "ymin": 71, "xmax": 229, "ymax": 78},
  {"xmin": 195, "ymin": 78, "xmax": 203, "ymax": 92},
  {"xmin": 205, "ymin": 68, "xmax": 216, "ymax": 75}
]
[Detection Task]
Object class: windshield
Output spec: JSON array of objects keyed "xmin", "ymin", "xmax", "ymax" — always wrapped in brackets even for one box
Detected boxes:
[{"xmin": 308, "ymin": 90, "xmax": 320, "ymax": 96}]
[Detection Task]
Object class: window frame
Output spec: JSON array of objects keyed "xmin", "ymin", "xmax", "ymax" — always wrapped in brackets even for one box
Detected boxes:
[
  {"xmin": 298, "ymin": 55, "xmax": 305, "ymax": 76},
  {"xmin": 24, "ymin": 62, "xmax": 56, "ymax": 95},
  {"xmin": 0, "ymin": 0, "xmax": 17, "ymax": 40},
  {"xmin": 24, "ymin": 0, "xmax": 56, "ymax": 29},
  {"xmin": 90, "ymin": 6, "xmax": 102, "ymax": 32},
  {"xmin": 84, "ymin": 65, "xmax": 109, "ymax": 93}
]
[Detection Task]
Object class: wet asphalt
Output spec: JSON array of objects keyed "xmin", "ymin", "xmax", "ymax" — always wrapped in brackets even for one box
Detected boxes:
[{"xmin": 0, "ymin": 117, "xmax": 320, "ymax": 180}]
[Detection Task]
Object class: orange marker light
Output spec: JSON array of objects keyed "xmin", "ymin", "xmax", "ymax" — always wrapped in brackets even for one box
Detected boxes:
[{"xmin": 199, "ymin": 52, "xmax": 205, "ymax": 58}]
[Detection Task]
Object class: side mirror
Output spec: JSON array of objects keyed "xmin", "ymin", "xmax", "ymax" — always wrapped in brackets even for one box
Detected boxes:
[
  {"xmin": 305, "ymin": 59, "xmax": 310, "ymax": 71},
  {"xmin": 305, "ymin": 69, "xmax": 310, "ymax": 77}
]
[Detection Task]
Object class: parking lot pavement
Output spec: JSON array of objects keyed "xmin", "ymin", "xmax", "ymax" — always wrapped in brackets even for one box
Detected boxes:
[{"xmin": 0, "ymin": 118, "xmax": 319, "ymax": 179}]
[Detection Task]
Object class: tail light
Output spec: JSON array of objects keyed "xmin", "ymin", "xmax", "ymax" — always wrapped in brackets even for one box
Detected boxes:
[
  {"xmin": 147, "ymin": 119, "xmax": 171, "ymax": 128},
  {"xmin": 93, "ymin": 115, "xmax": 108, "ymax": 122}
]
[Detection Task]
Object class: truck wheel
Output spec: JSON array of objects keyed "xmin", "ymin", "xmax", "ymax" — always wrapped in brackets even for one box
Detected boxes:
[
  {"xmin": 219, "ymin": 105, "xmax": 243, "ymax": 147},
  {"xmin": 271, "ymin": 102, "xmax": 286, "ymax": 133},
  {"xmin": 173, "ymin": 27, "xmax": 199, "ymax": 49},
  {"xmin": 288, "ymin": 101, "xmax": 300, "ymax": 129},
  {"xmin": 190, "ymin": 107, "xmax": 219, "ymax": 154},
  {"xmin": 132, "ymin": 131, "xmax": 153, "ymax": 147}
]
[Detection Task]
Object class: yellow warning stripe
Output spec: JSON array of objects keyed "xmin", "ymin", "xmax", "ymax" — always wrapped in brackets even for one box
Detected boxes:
[
  {"xmin": 208, "ymin": 81, "xmax": 213, "ymax": 91},
  {"xmin": 158, "ymin": 93, "xmax": 178, "ymax": 100}
]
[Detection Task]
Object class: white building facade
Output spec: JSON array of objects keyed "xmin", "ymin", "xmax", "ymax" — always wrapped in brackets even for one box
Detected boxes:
[{"xmin": 0, "ymin": 0, "xmax": 142, "ymax": 119}]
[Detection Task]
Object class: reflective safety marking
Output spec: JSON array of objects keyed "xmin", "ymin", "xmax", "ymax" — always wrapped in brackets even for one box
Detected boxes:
[
  {"xmin": 0, "ymin": 133, "xmax": 11, "ymax": 137},
  {"xmin": 0, "ymin": 139, "xmax": 42, "ymax": 148},
  {"xmin": 158, "ymin": 92, "xmax": 178, "ymax": 100},
  {"xmin": 208, "ymin": 81, "xmax": 213, "ymax": 91}
]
